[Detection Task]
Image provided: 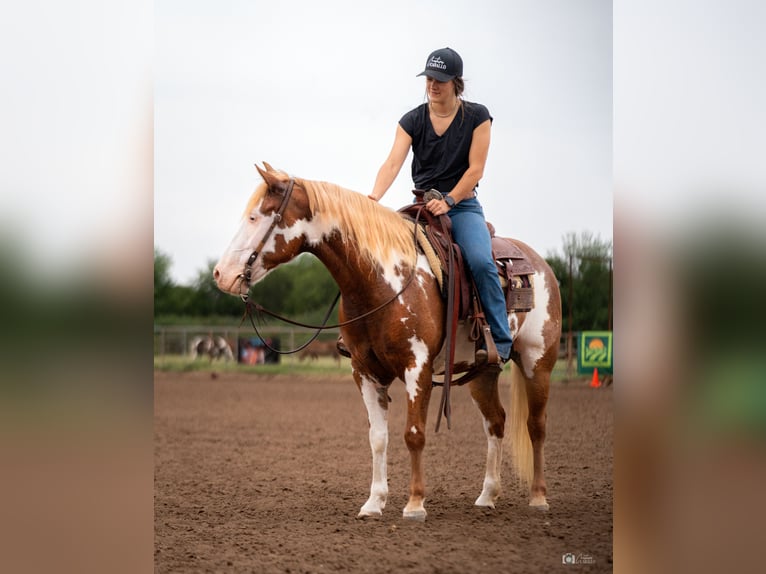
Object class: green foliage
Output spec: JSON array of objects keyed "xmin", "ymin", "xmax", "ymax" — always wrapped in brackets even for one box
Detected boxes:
[
  {"xmin": 154, "ymin": 249, "xmax": 338, "ymax": 323},
  {"xmin": 246, "ymin": 254, "xmax": 340, "ymax": 323},
  {"xmin": 153, "ymin": 247, "xmax": 175, "ymax": 315},
  {"xmin": 546, "ymin": 231, "xmax": 613, "ymax": 333},
  {"xmin": 189, "ymin": 260, "xmax": 243, "ymax": 316},
  {"xmin": 156, "ymin": 228, "xmax": 612, "ymax": 333},
  {"xmin": 153, "ymin": 354, "xmax": 348, "ymax": 375}
]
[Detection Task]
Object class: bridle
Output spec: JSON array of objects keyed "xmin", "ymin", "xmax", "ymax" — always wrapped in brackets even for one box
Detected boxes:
[
  {"xmin": 236, "ymin": 178, "xmax": 428, "ymax": 354},
  {"xmin": 237, "ymin": 178, "xmax": 296, "ymax": 302}
]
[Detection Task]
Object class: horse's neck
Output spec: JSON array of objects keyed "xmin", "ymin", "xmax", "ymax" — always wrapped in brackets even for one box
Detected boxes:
[
  {"xmin": 310, "ymin": 238, "xmax": 375, "ymax": 286},
  {"xmin": 309, "ymin": 235, "xmax": 410, "ymax": 304}
]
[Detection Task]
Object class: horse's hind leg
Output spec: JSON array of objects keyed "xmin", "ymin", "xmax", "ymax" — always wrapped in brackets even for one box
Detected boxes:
[
  {"xmin": 526, "ymin": 368, "xmax": 551, "ymax": 509},
  {"xmin": 469, "ymin": 368, "xmax": 506, "ymax": 509},
  {"xmin": 356, "ymin": 372, "xmax": 391, "ymax": 518},
  {"xmin": 509, "ymin": 362, "xmax": 551, "ymax": 510}
]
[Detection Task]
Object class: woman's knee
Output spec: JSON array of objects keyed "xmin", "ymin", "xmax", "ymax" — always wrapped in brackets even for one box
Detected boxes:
[{"xmin": 463, "ymin": 250, "xmax": 496, "ymax": 276}]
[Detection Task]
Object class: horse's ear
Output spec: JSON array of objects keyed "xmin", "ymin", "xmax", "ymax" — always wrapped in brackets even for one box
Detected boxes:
[
  {"xmin": 255, "ymin": 163, "xmax": 279, "ymax": 186},
  {"xmin": 255, "ymin": 163, "xmax": 288, "ymax": 194}
]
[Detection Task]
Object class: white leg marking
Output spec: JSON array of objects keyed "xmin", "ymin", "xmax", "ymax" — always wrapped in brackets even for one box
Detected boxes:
[
  {"xmin": 358, "ymin": 376, "xmax": 389, "ymax": 518},
  {"xmin": 474, "ymin": 414, "xmax": 503, "ymax": 509}
]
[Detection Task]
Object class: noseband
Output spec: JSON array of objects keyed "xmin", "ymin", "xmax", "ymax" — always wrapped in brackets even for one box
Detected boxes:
[{"xmin": 238, "ymin": 178, "xmax": 296, "ymax": 301}]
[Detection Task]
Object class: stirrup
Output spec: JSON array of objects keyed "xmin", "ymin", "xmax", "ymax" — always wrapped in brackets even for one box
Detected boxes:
[
  {"xmin": 336, "ymin": 336, "xmax": 351, "ymax": 358},
  {"xmin": 475, "ymin": 349, "xmax": 508, "ymax": 368}
]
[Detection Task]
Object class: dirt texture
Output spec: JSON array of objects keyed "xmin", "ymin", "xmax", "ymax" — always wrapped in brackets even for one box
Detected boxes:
[{"xmin": 155, "ymin": 370, "xmax": 613, "ymax": 573}]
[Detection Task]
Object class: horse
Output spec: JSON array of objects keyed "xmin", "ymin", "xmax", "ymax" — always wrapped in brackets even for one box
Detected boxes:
[
  {"xmin": 214, "ymin": 164, "xmax": 562, "ymax": 520},
  {"xmin": 298, "ymin": 338, "xmax": 342, "ymax": 366},
  {"xmin": 189, "ymin": 335, "xmax": 235, "ymax": 362}
]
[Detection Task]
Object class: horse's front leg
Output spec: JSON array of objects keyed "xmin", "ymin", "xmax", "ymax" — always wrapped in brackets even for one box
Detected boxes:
[
  {"xmin": 356, "ymin": 372, "xmax": 391, "ymax": 518},
  {"xmin": 402, "ymin": 366, "xmax": 433, "ymax": 521}
]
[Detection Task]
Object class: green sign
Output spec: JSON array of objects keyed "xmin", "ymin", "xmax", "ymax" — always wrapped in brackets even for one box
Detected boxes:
[{"xmin": 577, "ymin": 331, "xmax": 613, "ymax": 375}]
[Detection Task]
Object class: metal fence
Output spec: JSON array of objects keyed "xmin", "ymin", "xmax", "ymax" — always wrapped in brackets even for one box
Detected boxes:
[
  {"xmin": 156, "ymin": 325, "xmax": 575, "ymax": 361},
  {"xmin": 154, "ymin": 325, "xmax": 341, "ymax": 357}
]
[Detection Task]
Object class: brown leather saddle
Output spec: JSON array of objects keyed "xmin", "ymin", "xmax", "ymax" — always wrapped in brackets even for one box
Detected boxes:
[
  {"xmin": 398, "ymin": 190, "xmax": 536, "ymax": 430},
  {"xmin": 398, "ymin": 190, "xmax": 536, "ymax": 322}
]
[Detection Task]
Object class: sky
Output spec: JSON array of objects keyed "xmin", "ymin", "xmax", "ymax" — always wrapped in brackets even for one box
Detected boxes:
[
  {"xmin": 154, "ymin": 0, "xmax": 613, "ymax": 285},
  {"xmin": 3, "ymin": 0, "xmax": 760, "ymax": 289}
]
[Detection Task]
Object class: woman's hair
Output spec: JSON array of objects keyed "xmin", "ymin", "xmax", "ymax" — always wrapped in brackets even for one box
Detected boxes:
[{"xmin": 453, "ymin": 77, "xmax": 465, "ymax": 98}]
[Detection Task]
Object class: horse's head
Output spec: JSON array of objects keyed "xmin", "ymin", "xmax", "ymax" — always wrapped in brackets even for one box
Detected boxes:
[{"xmin": 214, "ymin": 163, "xmax": 312, "ymax": 297}]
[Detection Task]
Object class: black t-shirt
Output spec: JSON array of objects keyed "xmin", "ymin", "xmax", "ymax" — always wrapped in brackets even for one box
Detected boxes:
[{"xmin": 399, "ymin": 101, "xmax": 492, "ymax": 192}]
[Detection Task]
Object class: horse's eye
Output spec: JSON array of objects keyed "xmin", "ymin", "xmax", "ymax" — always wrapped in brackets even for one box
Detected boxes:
[{"xmin": 249, "ymin": 215, "xmax": 255, "ymax": 221}]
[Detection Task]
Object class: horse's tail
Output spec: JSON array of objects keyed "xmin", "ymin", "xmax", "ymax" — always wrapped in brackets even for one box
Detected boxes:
[{"xmin": 507, "ymin": 362, "xmax": 534, "ymax": 489}]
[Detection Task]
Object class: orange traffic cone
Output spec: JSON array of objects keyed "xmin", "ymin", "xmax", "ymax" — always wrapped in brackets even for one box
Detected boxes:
[{"xmin": 590, "ymin": 368, "xmax": 601, "ymax": 388}]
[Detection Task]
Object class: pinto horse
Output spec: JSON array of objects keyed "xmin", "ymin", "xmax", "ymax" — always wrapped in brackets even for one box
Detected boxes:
[
  {"xmin": 190, "ymin": 335, "xmax": 235, "ymax": 362},
  {"xmin": 214, "ymin": 164, "xmax": 561, "ymax": 520}
]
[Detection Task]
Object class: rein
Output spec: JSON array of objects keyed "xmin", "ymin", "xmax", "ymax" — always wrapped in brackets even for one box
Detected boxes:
[{"xmin": 238, "ymin": 184, "xmax": 429, "ymax": 355}]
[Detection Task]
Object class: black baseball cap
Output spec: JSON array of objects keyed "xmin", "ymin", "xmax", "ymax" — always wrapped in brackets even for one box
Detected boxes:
[{"xmin": 416, "ymin": 47, "xmax": 463, "ymax": 82}]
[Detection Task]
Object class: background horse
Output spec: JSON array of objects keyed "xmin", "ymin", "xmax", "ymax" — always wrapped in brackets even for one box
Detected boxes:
[
  {"xmin": 298, "ymin": 338, "xmax": 341, "ymax": 366},
  {"xmin": 190, "ymin": 335, "xmax": 235, "ymax": 362},
  {"xmin": 214, "ymin": 164, "xmax": 561, "ymax": 520}
]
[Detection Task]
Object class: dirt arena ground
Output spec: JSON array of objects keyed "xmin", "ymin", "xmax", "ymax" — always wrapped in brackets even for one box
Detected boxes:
[{"xmin": 155, "ymin": 369, "xmax": 613, "ymax": 573}]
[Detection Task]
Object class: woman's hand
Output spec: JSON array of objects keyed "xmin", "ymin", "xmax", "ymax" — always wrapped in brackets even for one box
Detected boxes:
[{"xmin": 425, "ymin": 197, "xmax": 451, "ymax": 216}]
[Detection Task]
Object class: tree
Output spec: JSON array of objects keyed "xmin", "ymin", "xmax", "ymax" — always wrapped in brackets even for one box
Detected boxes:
[
  {"xmin": 546, "ymin": 231, "xmax": 612, "ymax": 333},
  {"xmin": 154, "ymin": 248, "xmax": 227, "ymax": 318},
  {"xmin": 247, "ymin": 254, "xmax": 339, "ymax": 322},
  {"xmin": 154, "ymin": 248, "xmax": 179, "ymax": 316},
  {"xmin": 154, "ymin": 248, "xmax": 173, "ymax": 294},
  {"xmin": 189, "ymin": 260, "xmax": 244, "ymax": 317},
  {"xmin": 154, "ymin": 247, "xmax": 341, "ymax": 321}
]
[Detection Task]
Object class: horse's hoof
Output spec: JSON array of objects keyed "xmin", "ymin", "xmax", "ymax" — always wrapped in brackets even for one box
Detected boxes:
[
  {"xmin": 529, "ymin": 497, "xmax": 549, "ymax": 511},
  {"xmin": 474, "ymin": 496, "xmax": 496, "ymax": 509},
  {"xmin": 356, "ymin": 503, "xmax": 383, "ymax": 519},
  {"xmin": 402, "ymin": 509, "xmax": 427, "ymax": 522},
  {"xmin": 358, "ymin": 495, "xmax": 386, "ymax": 518},
  {"xmin": 475, "ymin": 482, "xmax": 501, "ymax": 508}
]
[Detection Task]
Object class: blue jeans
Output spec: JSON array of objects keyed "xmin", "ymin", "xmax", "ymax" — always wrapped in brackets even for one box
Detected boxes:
[{"xmin": 447, "ymin": 197, "xmax": 513, "ymax": 359}]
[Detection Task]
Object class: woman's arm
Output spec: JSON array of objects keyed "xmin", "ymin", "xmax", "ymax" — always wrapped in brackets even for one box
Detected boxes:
[{"xmin": 368, "ymin": 124, "xmax": 412, "ymax": 201}]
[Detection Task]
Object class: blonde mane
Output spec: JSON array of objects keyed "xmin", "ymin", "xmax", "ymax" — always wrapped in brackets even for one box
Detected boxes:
[{"xmin": 248, "ymin": 173, "xmax": 417, "ymax": 269}]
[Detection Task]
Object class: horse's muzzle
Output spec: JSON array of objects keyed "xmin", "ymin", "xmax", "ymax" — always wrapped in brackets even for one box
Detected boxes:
[{"xmin": 213, "ymin": 265, "xmax": 247, "ymax": 296}]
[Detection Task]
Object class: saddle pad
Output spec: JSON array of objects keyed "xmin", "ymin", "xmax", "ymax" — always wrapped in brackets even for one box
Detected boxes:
[{"xmin": 402, "ymin": 220, "xmax": 444, "ymax": 289}]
